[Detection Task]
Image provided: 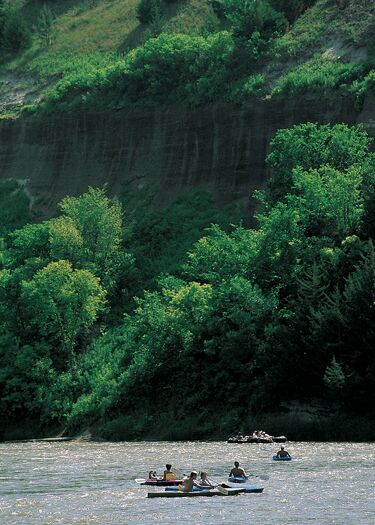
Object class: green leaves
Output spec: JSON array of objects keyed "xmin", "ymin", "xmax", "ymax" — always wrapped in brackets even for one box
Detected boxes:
[
  {"xmin": 21, "ymin": 260, "xmax": 106, "ymax": 355},
  {"xmin": 266, "ymin": 122, "xmax": 372, "ymax": 204}
]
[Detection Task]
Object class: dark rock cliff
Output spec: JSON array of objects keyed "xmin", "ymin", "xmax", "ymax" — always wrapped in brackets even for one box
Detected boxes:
[{"xmin": 0, "ymin": 93, "xmax": 373, "ymax": 219}]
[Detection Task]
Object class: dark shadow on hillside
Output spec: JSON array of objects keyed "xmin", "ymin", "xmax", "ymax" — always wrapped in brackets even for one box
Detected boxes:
[
  {"xmin": 117, "ymin": 25, "xmax": 148, "ymax": 54},
  {"xmin": 117, "ymin": 0, "xmax": 190, "ymax": 53},
  {"xmin": 22, "ymin": 0, "xmax": 89, "ymax": 24}
]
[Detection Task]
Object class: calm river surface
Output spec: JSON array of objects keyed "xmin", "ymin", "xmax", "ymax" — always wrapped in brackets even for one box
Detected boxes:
[{"xmin": 0, "ymin": 441, "xmax": 374, "ymax": 524}]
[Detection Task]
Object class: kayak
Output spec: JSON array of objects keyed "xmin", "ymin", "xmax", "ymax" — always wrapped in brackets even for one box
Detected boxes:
[
  {"xmin": 136, "ymin": 478, "xmax": 183, "ymax": 486},
  {"xmin": 228, "ymin": 476, "xmax": 248, "ymax": 483},
  {"xmin": 272, "ymin": 456, "xmax": 292, "ymax": 461},
  {"xmin": 165, "ymin": 486, "xmax": 264, "ymax": 494}
]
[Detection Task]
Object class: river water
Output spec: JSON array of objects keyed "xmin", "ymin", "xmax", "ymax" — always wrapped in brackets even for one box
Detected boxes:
[{"xmin": 0, "ymin": 441, "xmax": 374, "ymax": 524}]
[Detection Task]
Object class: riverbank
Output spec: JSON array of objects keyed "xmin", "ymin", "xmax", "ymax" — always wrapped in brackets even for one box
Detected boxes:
[{"xmin": 2, "ymin": 410, "xmax": 374, "ymax": 443}]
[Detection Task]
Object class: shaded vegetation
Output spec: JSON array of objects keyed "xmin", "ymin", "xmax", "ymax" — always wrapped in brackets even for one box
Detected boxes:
[{"xmin": 1, "ymin": 123, "xmax": 375, "ymax": 440}]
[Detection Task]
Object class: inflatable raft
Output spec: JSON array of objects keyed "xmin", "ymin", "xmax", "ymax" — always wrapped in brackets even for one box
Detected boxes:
[
  {"xmin": 165, "ymin": 486, "xmax": 263, "ymax": 494},
  {"xmin": 227, "ymin": 435, "xmax": 287, "ymax": 444},
  {"xmin": 148, "ymin": 487, "xmax": 248, "ymax": 498},
  {"xmin": 228, "ymin": 476, "xmax": 248, "ymax": 484},
  {"xmin": 136, "ymin": 478, "xmax": 183, "ymax": 486}
]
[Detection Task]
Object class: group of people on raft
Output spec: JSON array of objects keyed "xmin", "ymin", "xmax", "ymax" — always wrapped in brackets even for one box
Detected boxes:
[
  {"xmin": 234, "ymin": 429, "xmax": 272, "ymax": 441},
  {"xmin": 147, "ymin": 450, "xmax": 290, "ymax": 492},
  {"xmin": 148, "ymin": 464, "xmax": 216, "ymax": 491}
]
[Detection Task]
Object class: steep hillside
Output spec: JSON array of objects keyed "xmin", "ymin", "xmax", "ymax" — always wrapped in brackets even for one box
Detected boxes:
[
  {"xmin": 0, "ymin": 0, "xmax": 374, "ymax": 217},
  {"xmin": 0, "ymin": 0, "xmax": 373, "ymax": 114}
]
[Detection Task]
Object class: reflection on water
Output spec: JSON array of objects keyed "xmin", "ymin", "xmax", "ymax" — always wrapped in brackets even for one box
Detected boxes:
[{"xmin": 0, "ymin": 441, "xmax": 374, "ymax": 524}]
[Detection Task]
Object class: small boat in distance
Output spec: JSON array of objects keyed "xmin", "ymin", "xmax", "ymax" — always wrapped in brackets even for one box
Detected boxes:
[{"xmin": 227, "ymin": 434, "xmax": 287, "ymax": 444}]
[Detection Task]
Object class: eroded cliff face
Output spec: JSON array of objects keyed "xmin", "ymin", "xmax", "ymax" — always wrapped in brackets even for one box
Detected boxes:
[{"xmin": 0, "ymin": 93, "xmax": 373, "ymax": 219}]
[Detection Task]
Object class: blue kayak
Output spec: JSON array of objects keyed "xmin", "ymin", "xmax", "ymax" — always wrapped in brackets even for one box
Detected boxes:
[
  {"xmin": 272, "ymin": 456, "xmax": 292, "ymax": 461},
  {"xmin": 165, "ymin": 486, "xmax": 263, "ymax": 494},
  {"xmin": 228, "ymin": 476, "xmax": 248, "ymax": 483}
]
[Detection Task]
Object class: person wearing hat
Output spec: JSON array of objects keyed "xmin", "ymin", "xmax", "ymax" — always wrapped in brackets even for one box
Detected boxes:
[{"xmin": 276, "ymin": 444, "xmax": 291, "ymax": 458}]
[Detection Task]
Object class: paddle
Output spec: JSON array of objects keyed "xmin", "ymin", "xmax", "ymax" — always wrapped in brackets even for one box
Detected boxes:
[
  {"xmin": 135, "ymin": 478, "xmax": 146, "ymax": 484},
  {"xmin": 229, "ymin": 474, "xmax": 270, "ymax": 482}
]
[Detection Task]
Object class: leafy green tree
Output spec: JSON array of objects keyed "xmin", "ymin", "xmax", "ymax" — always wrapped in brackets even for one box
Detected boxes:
[
  {"xmin": 292, "ymin": 164, "xmax": 364, "ymax": 239},
  {"xmin": 266, "ymin": 123, "xmax": 372, "ymax": 204},
  {"xmin": 270, "ymin": 0, "xmax": 316, "ymax": 23},
  {"xmin": 57, "ymin": 187, "xmax": 127, "ymax": 290},
  {"xmin": 2, "ymin": 9, "xmax": 31, "ymax": 52},
  {"xmin": 21, "ymin": 260, "xmax": 106, "ymax": 356},
  {"xmin": 0, "ymin": 0, "xmax": 6, "ymax": 44},
  {"xmin": 185, "ymin": 224, "xmax": 257, "ymax": 284},
  {"xmin": 323, "ymin": 356, "xmax": 346, "ymax": 391},
  {"xmin": 218, "ymin": 0, "xmax": 287, "ymax": 39},
  {"xmin": 35, "ymin": 4, "xmax": 54, "ymax": 47},
  {"xmin": 136, "ymin": 0, "xmax": 163, "ymax": 25}
]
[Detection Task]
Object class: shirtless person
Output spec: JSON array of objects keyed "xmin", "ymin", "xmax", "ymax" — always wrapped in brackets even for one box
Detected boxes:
[
  {"xmin": 229, "ymin": 461, "xmax": 247, "ymax": 479},
  {"xmin": 182, "ymin": 471, "xmax": 214, "ymax": 492},
  {"xmin": 276, "ymin": 445, "xmax": 291, "ymax": 458},
  {"xmin": 182, "ymin": 471, "xmax": 200, "ymax": 492}
]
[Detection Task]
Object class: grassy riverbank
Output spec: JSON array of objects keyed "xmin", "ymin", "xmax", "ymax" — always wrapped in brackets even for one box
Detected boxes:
[{"xmin": 2, "ymin": 412, "xmax": 374, "ymax": 443}]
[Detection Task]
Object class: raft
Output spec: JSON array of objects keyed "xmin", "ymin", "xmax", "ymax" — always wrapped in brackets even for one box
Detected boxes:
[
  {"xmin": 148, "ymin": 487, "xmax": 245, "ymax": 498},
  {"xmin": 165, "ymin": 486, "xmax": 263, "ymax": 494},
  {"xmin": 137, "ymin": 479, "xmax": 183, "ymax": 486},
  {"xmin": 228, "ymin": 476, "xmax": 248, "ymax": 484},
  {"xmin": 272, "ymin": 456, "xmax": 292, "ymax": 461},
  {"xmin": 227, "ymin": 435, "xmax": 287, "ymax": 444}
]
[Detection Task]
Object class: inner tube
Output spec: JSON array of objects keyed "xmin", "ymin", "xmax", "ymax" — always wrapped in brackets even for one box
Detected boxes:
[{"xmin": 228, "ymin": 476, "xmax": 248, "ymax": 483}]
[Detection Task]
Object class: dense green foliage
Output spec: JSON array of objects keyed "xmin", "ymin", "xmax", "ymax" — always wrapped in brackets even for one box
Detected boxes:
[
  {"xmin": 136, "ymin": 0, "xmax": 164, "ymax": 24},
  {"xmin": 1, "ymin": 123, "xmax": 374, "ymax": 440},
  {"xmin": 1, "ymin": 6, "xmax": 31, "ymax": 52},
  {"xmin": 28, "ymin": 0, "xmax": 373, "ymax": 113},
  {"xmin": 272, "ymin": 58, "xmax": 365, "ymax": 97}
]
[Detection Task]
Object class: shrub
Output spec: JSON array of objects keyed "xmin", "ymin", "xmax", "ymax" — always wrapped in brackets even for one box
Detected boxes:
[
  {"xmin": 0, "ymin": 0, "xmax": 6, "ymax": 44},
  {"xmin": 2, "ymin": 9, "xmax": 31, "ymax": 52},
  {"xmin": 266, "ymin": 122, "xmax": 372, "ymax": 203},
  {"xmin": 350, "ymin": 70, "xmax": 375, "ymax": 103},
  {"xmin": 218, "ymin": 0, "xmax": 287, "ymax": 40},
  {"xmin": 35, "ymin": 5, "xmax": 55, "ymax": 47},
  {"xmin": 136, "ymin": 0, "xmax": 164, "ymax": 25},
  {"xmin": 272, "ymin": 58, "xmax": 364, "ymax": 96},
  {"xmin": 228, "ymin": 73, "xmax": 265, "ymax": 101},
  {"xmin": 270, "ymin": 0, "xmax": 317, "ymax": 23}
]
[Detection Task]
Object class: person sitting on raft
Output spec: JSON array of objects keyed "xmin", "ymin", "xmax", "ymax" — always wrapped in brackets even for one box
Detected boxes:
[
  {"xmin": 179, "ymin": 470, "xmax": 214, "ymax": 492},
  {"xmin": 199, "ymin": 471, "xmax": 216, "ymax": 488},
  {"xmin": 276, "ymin": 445, "xmax": 291, "ymax": 458},
  {"xmin": 163, "ymin": 464, "xmax": 176, "ymax": 481},
  {"xmin": 182, "ymin": 471, "xmax": 201, "ymax": 492},
  {"xmin": 229, "ymin": 461, "xmax": 247, "ymax": 479},
  {"xmin": 148, "ymin": 470, "xmax": 159, "ymax": 480}
]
